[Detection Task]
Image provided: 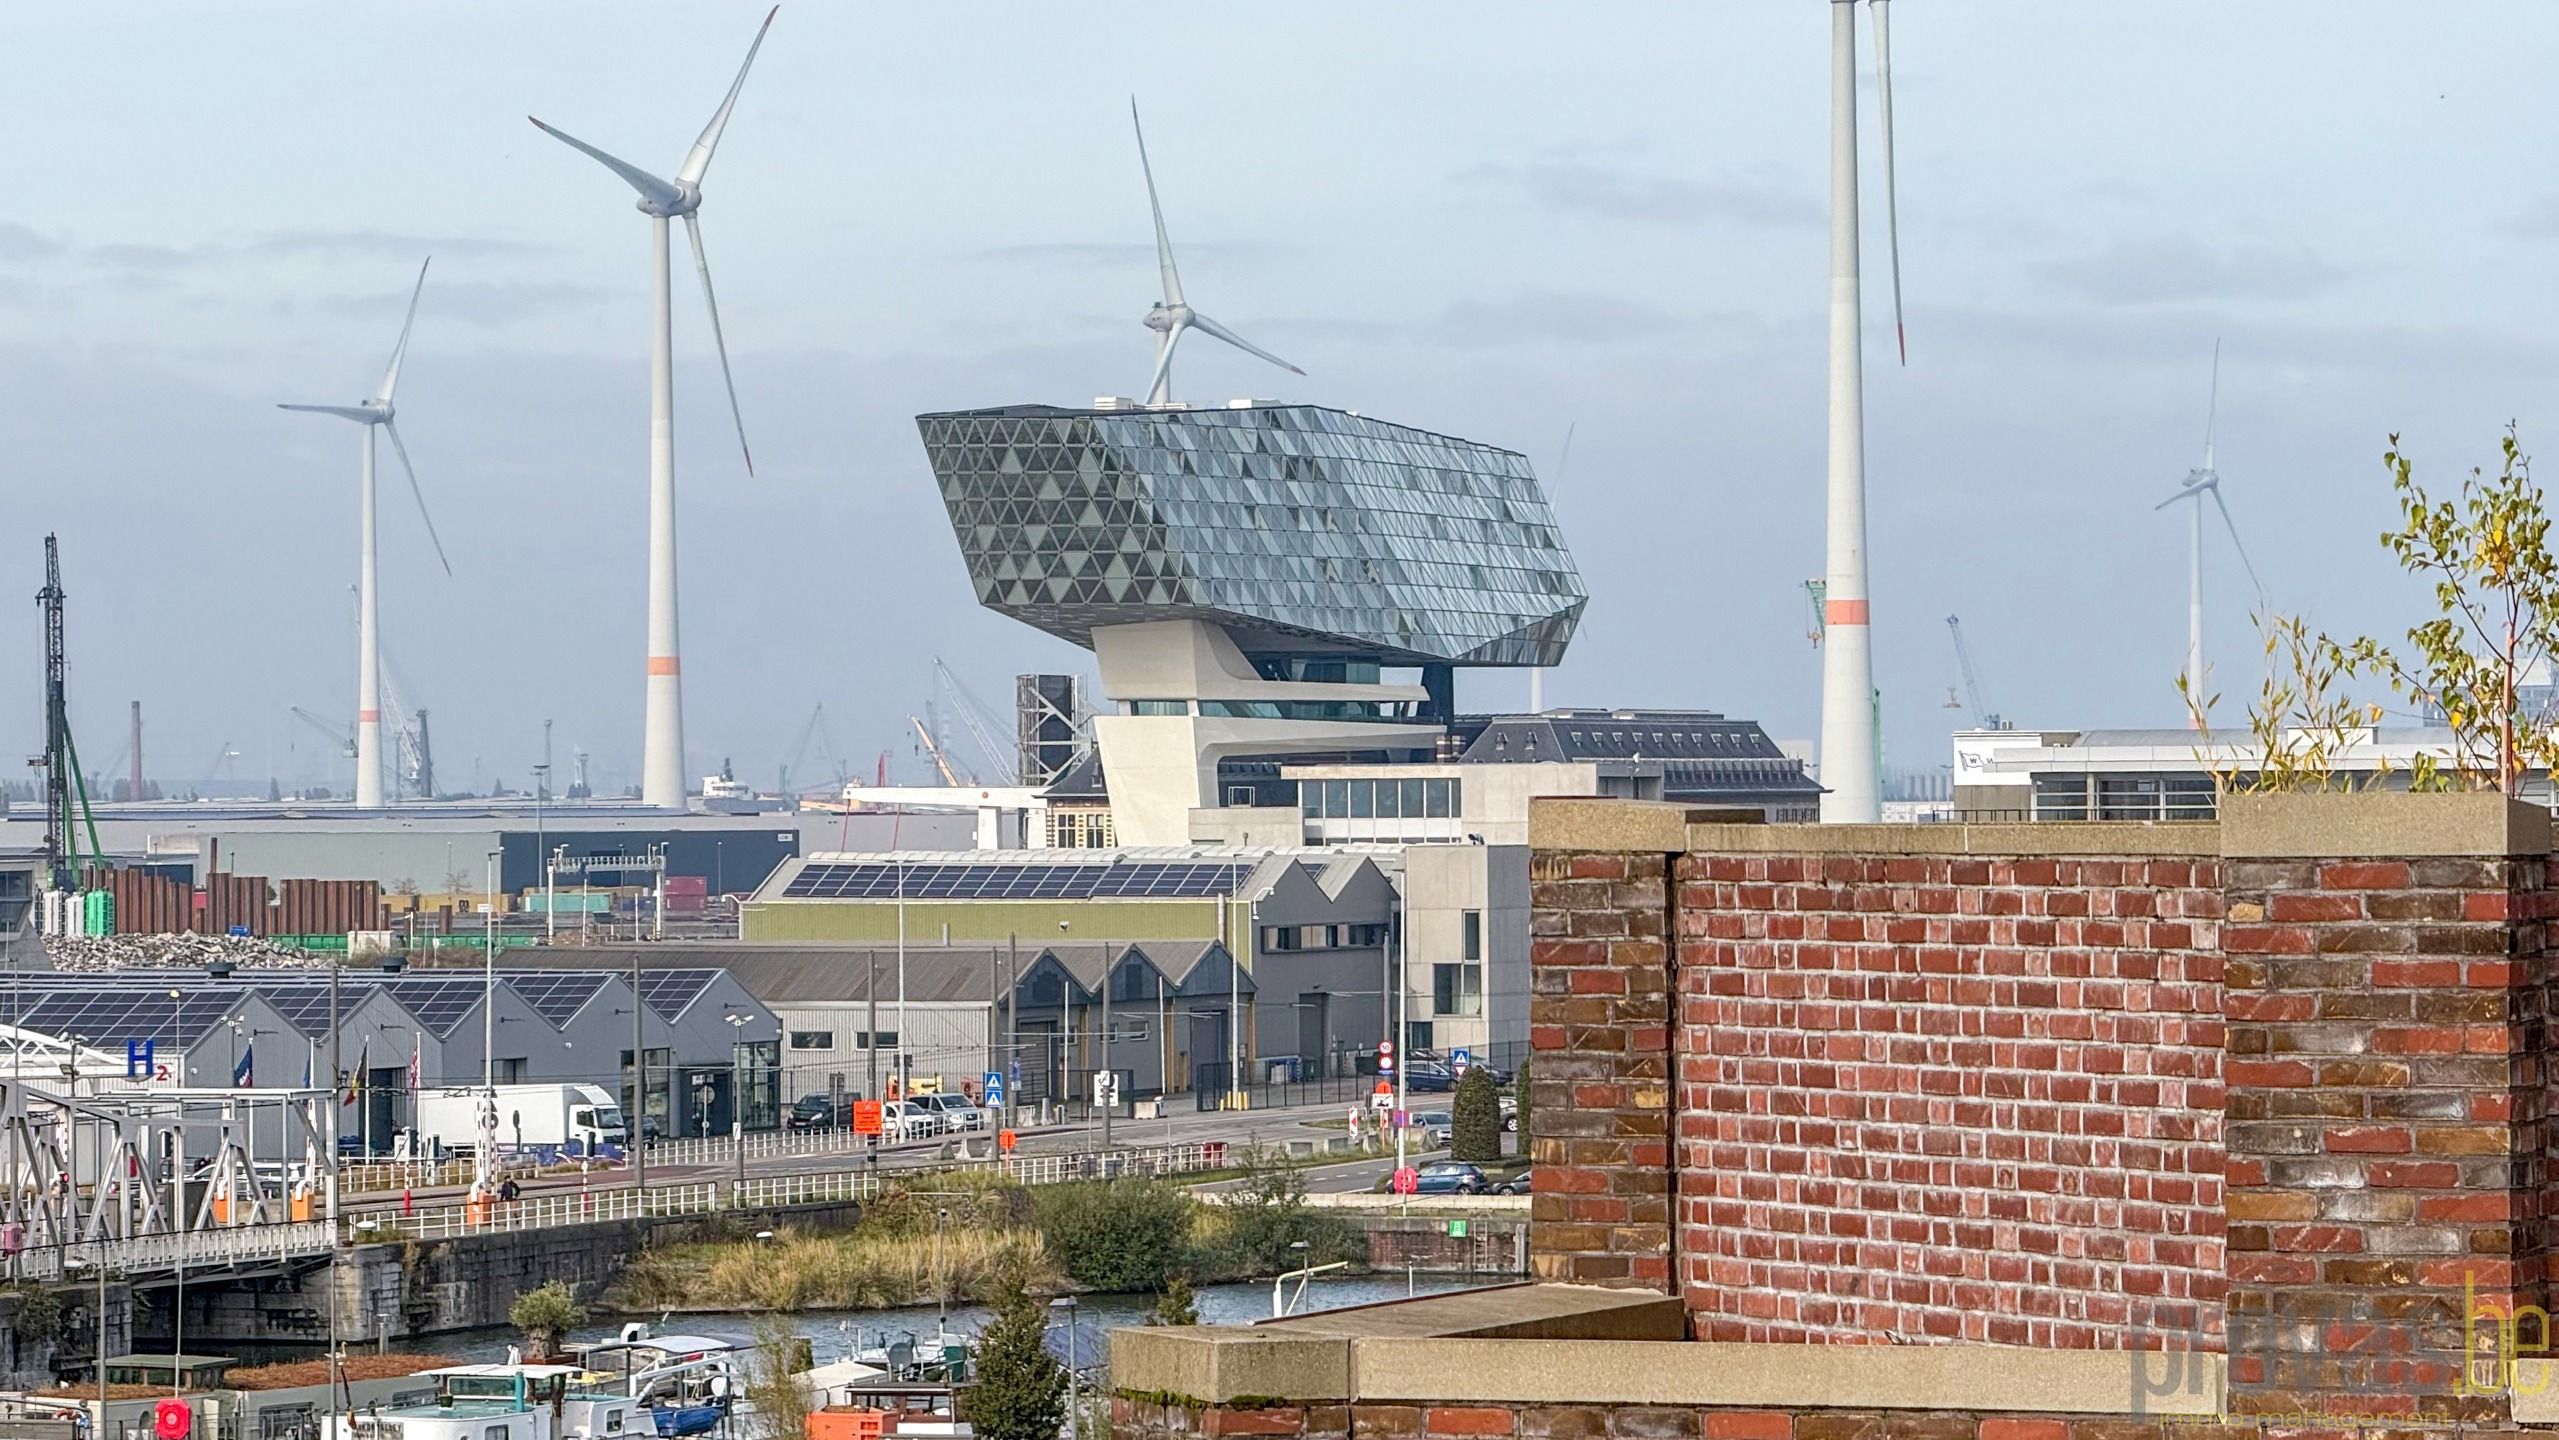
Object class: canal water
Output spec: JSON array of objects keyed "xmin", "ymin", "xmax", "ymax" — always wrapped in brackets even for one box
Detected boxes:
[{"xmin": 426, "ymin": 1274, "xmax": 1497, "ymax": 1366}]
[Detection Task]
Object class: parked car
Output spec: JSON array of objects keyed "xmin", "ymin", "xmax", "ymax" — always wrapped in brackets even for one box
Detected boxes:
[
  {"xmin": 1490, "ymin": 1170, "xmax": 1531, "ymax": 1195},
  {"xmin": 915, "ymin": 1093, "xmax": 989, "ymax": 1132},
  {"xmin": 880, "ymin": 1100, "xmax": 945, "ymax": 1142},
  {"xmin": 1401, "ymin": 1061, "xmax": 1456, "ymax": 1093},
  {"xmin": 1410, "ymin": 1161, "xmax": 1488, "ymax": 1195},
  {"xmin": 1410, "ymin": 1110, "xmax": 1455, "ymax": 1149},
  {"xmin": 786, "ymin": 1094, "xmax": 839, "ymax": 1130},
  {"xmin": 1499, "ymin": 1094, "xmax": 1519, "ymax": 1132}
]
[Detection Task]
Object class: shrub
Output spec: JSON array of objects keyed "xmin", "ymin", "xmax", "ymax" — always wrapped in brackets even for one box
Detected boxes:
[
  {"xmin": 964, "ymin": 1297, "xmax": 1065, "ymax": 1440},
  {"xmin": 745, "ymin": 1318, "xmax": 812, "ymax": 1440},
  {"xmin": 1031, "ymin": 1179, "xmax": 1194, "ymax": 1293},
  {"xmin": 1192, "ymin": 1155, "xmax": 1362, "ymax": 1281},
  {"xmin": 9, "ymin": 1287, "xmax": 58, "ymax": 1344},
  {"xmin": 618, "ymin": 1226, "xmax": 1057, "ymax": 1311},
  {"xmin": 508, "ymin": 1280, "xmax": 585, "ymax": 1358},
  {"xmin": 1150, "ymin": 1275, "xmax": 1199, "ymax": 1326},
  {"xmin": 1450, "ymin": 1068, "xmax": 1502, "ymax": 1162}
]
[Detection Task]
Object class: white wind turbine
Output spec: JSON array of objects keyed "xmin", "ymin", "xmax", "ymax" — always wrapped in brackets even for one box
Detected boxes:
[
  {"xmin": 278, "ymin": 258, "xmax": 451, "ymax": 811},
  {"xmin": 1815, "ymin": 0, "xmax": 1907, "ymax": 822},
  {"xmin": 2156, "ymin": 343, "xmax": 2264, "ymax": 722},
  {"xmin": 1133, "ymin": 99, "xmax": 1304, "ymax": 405},
  {"xmin": 530, "ymin": 6, "xmax": 773, "ymax": 810}
]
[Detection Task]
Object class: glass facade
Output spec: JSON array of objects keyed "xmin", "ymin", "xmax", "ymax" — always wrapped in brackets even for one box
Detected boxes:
[{"xmin": 917, "ymin": 403, "xmax": 1585, "ymax": 665}]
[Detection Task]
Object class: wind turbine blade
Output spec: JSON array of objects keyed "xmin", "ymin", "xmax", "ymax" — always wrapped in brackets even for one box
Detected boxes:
[
  {"xmin": 1557, "ymin": 421, "xmax": 1577, "ymax": 489},
  {"xmin": 1871, "ymin": 0, "xmax": 1906, "ymax": 365},
  {"xmin": 2152, "ymin": 490, "xmax": 2190, "ymax": 513},
  {"xmin": 1131, "ymin": 98, "xmax": 1184, "ymax": 306},
  {"xmin": 683, "ymin": 213, "xmax": 754, "ymax": 477},
  {"xmin": 527, "ymin": 117, "xmax": 682, "ymax": 207},
  {"xmin": 377, "ymin": 257, "xmax": 431, "ymax": 403},
  {"xmin": 2204, "ymin": 338, "xmax": 2221, "ymax": 469},
  {"xmin": 2209, "ymin": 484, "xmax": 2265, "ymax": 600},
  {"xmin": 676, "ymin": 5, "xmax": 779, "ymax": 187},
  {"xmin": 383, "ymin": 420, "xmax": 453, "ymax": 577},
  {"xmin": 1188, "ymin": 311, "xmax": 1305, "ymax": 377},
  {"xmin": 277, "ymin": 404, "xmax": 376, "ymax": 422},
  {"xmin": 1144, "ymin": 321, "xmax": 1185, "ymax": 405}
]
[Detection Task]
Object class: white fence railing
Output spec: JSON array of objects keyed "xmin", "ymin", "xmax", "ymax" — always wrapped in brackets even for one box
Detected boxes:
[{"xmin": 25, "ymin": 1139, "xmax": 1235, "ymax": 1276}]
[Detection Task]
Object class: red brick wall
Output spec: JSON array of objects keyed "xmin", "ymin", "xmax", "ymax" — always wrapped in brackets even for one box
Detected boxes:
[
  {"xmin": 2218, "ymin": 854, "xmax": 2552, "ymax": 1423},
  {"xmin": 1113, "ymin": 1397, "xmax": 2272, "ymax": 1440},
  {"xmin": 1672, "ymin": 851, "xmax": 2228, "ymax": 1349},
  {"xmin": 1528, "ymin": 850, "xmax": 1677, "ymax": 1289}
]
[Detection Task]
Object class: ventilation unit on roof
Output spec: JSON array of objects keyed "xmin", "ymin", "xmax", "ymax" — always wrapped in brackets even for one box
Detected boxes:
[
  {"xmin": 1227, "ymin": 398, "xmax": 1278, "ymax": 409},
  {"xmin": 1092, "ymin": 396, "xmax": 1140, "ymax": 410}
]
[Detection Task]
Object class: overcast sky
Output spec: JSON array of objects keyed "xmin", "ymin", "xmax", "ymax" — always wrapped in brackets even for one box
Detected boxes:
[{"xmin": 2, "ymin": 2, "xmax": 2552, "ymax": 798}]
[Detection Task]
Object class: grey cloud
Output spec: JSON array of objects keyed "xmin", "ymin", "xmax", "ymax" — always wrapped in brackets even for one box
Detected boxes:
[
  {"xmin": 2500, "ymin": 195, "xmax": 2559, "ymax": 240},
  {"xmin": 1461, "ymin": 160, "xmax": 1820, "ymax": 229},
  {"xmin": 243, "ymin": 229, "xmax": 548, "ymax": 261},
  {"xmin": 2034, "ymin": 234, "xmax": 2355, "ymax": 306},
  {"xmin": 316, "ymin": 279, "xmax": 613, "ymax": 325},
  {"xmin": 1416, "ymin": 289, "xmax": 1719, "ymax": 349},
  {"xmin": 0, "ymin": 224, "xmax": 63, "ymax": 263},
  {"xmin": 89, "ymin": 242, "xmax": 202, "ymax": 272},
  {"xmin": 968, "ymin": 239, "xmax": 1290, "ymax": 269}
]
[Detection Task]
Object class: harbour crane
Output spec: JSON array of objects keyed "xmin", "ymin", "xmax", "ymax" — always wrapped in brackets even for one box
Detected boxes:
[
  {"xmin": 35, "ymin": 534, "xmax": 102, "ymax": 887},
  {"xmin": 289, "ymin": 706, "xmax": 360, "ymax": 759},
  {"xmin": 778, "ymin": 703, "xmax": 850, "ymax": 797},
  {"xmin": 932, "ymin": 658, "xmax": 1014, "ymax": 781},
  {"xmin": 1944, "ymin": 615, "xmax": 2004, "ymax": 729},
  {"xmin": 909, "ymin": 716, "xmax": 966, "ymax": 787}
]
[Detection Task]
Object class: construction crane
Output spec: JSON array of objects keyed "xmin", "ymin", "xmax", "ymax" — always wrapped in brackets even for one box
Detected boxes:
[
  {"xmin": 778, "ymin": 703, "xmax": 849, "ymax": 797},
  {"xmin": 909, "ymin": 716, "xmax": 965, "ymax": 786},
  {"xmin": 1945, "ymin": 615, "xmax": 2004, "ymax": 729},
  {"xmin": 1803, "ymin": 579, "xmax": 1827, "ymax": 647},
  {"xmin": 932, "ymin": 659, "xmax": 1014, "ymax": 781},
  {"xmin": 289, "ymin": 706, "xmax": 360, "ymax": 758},
  {"xmin": 34, "ymin": 535, "xmax": 102, "ymax": 888}
]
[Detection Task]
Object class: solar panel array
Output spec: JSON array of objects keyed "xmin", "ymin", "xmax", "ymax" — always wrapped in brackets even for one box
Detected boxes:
[
  {"xmin": 782, "ymin": 861, "xmax": 1253, "ymax": 901},
  {"xmin": 382, "ymin": 979, "xmax": 489, "ymax": 1037},
  {"xmin": 11, "ymin": 987, "xmax": 246, "ymax": 1047},
  {"xmin": 502, "ymin": 972, "xmax": 612, "ymax": 1026},
  {"xmin": 637, "ymin": 970, "xmax": 717, "ymax": 1020}
]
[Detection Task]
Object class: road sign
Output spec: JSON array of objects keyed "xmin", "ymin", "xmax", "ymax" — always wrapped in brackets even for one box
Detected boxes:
[
  {"xmin": 1378, "ymin": 1039, "xmax": 1396, "ymax": 1074},
  {"xmin": 1370, "ymin": 1081, "xmax": 1393, "ymax": 1110},
  {"xmin": 1452, "ymin": 1048, "xmax": 1472, "ymax": 1076},
  {"xmin": 125, "ymin": 1038, "xmax": 153, "ymax": 1080},
  {"xmin": 1391, "ymin": 1109, "xmax": 1410, "ymax": 1129},
  {"xmin": 851, "ymin": 1099, "xmax": 884, "ymax": 1137},
  {"xmin": 156, "ymin": 1400, "xmax": 192, "ymax": 1440},
  {"xmin": 1391, "ymin": 1166, "xmax": 1418, "ymax": 1195},
  {"xmin": 1092, "ymin": 1072, "xmax": 1119, "ymax": 1106},
  {"xmin": 998, "ymin": 1129, "xmax": 1017, "ymax": 1154},
  {"xmin": 1447, "ymin": 1218, "xmax": 1470, "ymax": 1238},
  {"xmin": 982, "ymin": 1071, "xmax": 1006, "ymax": 1108}
]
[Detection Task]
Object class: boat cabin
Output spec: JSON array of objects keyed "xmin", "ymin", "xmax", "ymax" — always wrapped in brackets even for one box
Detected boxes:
[{"xmin": 324, "ymin": 1365, "xmax": 641, "ymax": 1440}]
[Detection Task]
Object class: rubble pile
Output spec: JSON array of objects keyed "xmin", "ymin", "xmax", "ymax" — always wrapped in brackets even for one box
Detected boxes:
[{"xmin": 41, "ymin": 931, "xmax": 328, "ymax": 972}]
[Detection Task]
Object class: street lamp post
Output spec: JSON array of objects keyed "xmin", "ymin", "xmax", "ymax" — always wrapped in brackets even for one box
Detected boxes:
[
  {"xmin": 533, "ymin": 763, "xmax": 550, "ymax": 940},
  {"xmin": 474, "ymin": 848, "xmax": 500, "ymax": 1203},
  {"xmin": 725, "ymin": 1012, "xmax": 748, "ymax": 1203},
  {"xmin": 1051, "ymin": 1296, "xmax": 1080, "ymax": 1440}
]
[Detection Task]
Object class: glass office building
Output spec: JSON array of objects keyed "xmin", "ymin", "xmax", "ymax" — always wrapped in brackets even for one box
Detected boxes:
[{"xmin": 917, "ymin": 403, "xmax": 1586, "ymax": 666}]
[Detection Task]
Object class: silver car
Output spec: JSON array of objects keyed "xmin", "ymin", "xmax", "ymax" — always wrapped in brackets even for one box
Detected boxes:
[{"xmin": 916, "ymin": 1093, "xmax": 990, "ymax": 1132}]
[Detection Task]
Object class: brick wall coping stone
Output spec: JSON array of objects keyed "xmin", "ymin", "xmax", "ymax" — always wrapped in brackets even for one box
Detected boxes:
[
  {"xmin": 2511, "ymin": 1364, "xmax": 2559, "ymax": 1422},
  {"xmin": 1111, "ymin": 1330, "xmax": 2224, "ymax": 1417},
  {"xmin": 2218, "ymin": 787, "xmax": 2551, "ymax": 857},
  {"xmin": 1530, "ymin": 791, "xmax": 2550, "ymax": 860},
  {"xmin": 1256, "ymin": 1283, "xmax": 1682, "ymax": 1341}
]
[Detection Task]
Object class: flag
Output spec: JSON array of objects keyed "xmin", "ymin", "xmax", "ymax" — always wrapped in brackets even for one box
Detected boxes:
[
  {"xmin": 232, "ymin": 1045, "xmax": 253, "ymax": 1088},
  {"xmin": 409, "ymin": 1035, "xmax": 421, "ymax": 1090},
  {"xmin": 344, "ymin": 1040, "xmax": 369, "ymax": 1106}
]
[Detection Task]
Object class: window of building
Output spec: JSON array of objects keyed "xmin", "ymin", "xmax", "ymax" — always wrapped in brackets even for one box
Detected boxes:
[
  {"xmin": 1226, "ymin": 785, "xmax": 1256, "ymax": 807},
  {"xmin": 853, "ymin": 1031, "xmax": 899, "ymax": 1051},
  {"xmin": 1128, "ymin": 700, "xmax": 1190, "ymax": 716},
  {"xmin": 2094, "ymin": 773, "xmax": 2217, "ymax": 822},
  {"xmin": 1263, "ymin": 926, "xmax": 1302, "ymax": 952},
  {"xmin": 2032, "ymin": 774, "xmax": 2090, "ymax": 820},
  {"xmin": 1300, "ymin": 777, "xmax": 1461, "ymax": 825},
  {"xmin": 789, "ymin": 1031, "xmax": 834, "ymax": 1051},
  {"xmin": 494, "ymin": 1059, "xmax": 526, "ymax": 1083},
  {"xmin": 1433, "ymin": 963, "xmax": 1483, "ymax": 1017},
  {"xmin": 1463, "ymin": 910, "xmax": 1482, "ymax": 962}
]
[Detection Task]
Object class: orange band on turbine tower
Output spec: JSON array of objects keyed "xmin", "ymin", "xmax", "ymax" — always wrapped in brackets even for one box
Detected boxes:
[
  {"xmin": 358, "ymin": 709, "xmax": 380, "ymax": 723},
  {"xmin": 1825, "ymin": 599, "xmax": 1870, "ymax": 626},
  {"xmin": 648, "ymin": 657, "xmax": 681, "ymax": 676}
]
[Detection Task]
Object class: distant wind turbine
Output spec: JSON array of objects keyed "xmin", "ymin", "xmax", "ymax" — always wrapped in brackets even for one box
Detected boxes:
[
  {"xmin": 530, "ymin": 5, "xmax": 774, "ymax": 809},
  {"xmin": 278, "ymin": 257, "xmax": 450, "ymax": 811},
  {"xmin": 2156, "ymin": 342, "xmax": 2264, "ymax": 722},
  {"xmin": 1815, "ymin": 0, "xmax": 1908, "ymax": 822},
  {"xmin": 1133, "ymin": 99, "xmax": 1304, "ymax": 405}
]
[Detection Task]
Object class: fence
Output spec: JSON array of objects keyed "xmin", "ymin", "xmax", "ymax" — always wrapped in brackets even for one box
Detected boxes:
[
  {"xmin": 338, "ymin": 1126, "xmax": 880, "ymax": 1193},
  {"xmin": 350, "ymin": 1138, "xmax": 1230, "ymax": 1242}
]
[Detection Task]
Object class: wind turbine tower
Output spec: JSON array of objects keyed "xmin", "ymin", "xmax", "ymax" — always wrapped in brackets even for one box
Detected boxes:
[
  {"xmin": 2156, "ymin": 343, "xmax": 2264, "ymax": 721},
  {"xmin": 531, "ymin": 7, "xmax": 773, "ymax": 809},
  {"xmin": 1132, "ymin": 100, "xmax": 1305, "ymax": 405},
  {"xmin": 1816, "ymin": 0, "xmax": 1904, "ymax": 823},
  {"xmin": 278, "ymin": 260, "xmax": 451, "ymax": 810}
]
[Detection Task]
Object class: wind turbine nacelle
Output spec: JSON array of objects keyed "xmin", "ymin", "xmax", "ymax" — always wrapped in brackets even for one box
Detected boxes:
[
  {"xmin": 637, "ymin": 185, "xmax": 704, "ymax": 220},
  {"xmin": 1143, "ymin": 304, "xmax": 1187, "ymax": 335}
]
